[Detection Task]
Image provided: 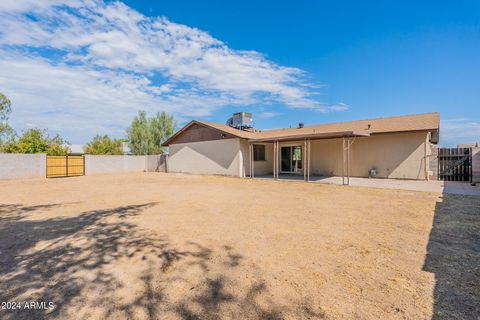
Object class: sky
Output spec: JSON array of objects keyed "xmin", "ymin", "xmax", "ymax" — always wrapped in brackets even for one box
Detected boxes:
[{"xmin": 0, "ymin": 0, "xmax": 479, "ymax": 147}]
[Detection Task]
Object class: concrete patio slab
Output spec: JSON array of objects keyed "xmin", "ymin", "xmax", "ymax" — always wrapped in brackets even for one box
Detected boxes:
[{"xmin": 256, "ymin": 174, "xmax": 480, "ymax": 196}]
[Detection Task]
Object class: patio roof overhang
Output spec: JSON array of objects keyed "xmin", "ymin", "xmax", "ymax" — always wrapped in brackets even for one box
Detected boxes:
[{"xmin": 247, "ymin": 130, "xmax": 371, "ymax": 143}]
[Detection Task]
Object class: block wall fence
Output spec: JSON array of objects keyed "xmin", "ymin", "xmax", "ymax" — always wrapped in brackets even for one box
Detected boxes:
[{"xmin": 0, "ymin": 154, "xmax": 167, "ymax": 179}]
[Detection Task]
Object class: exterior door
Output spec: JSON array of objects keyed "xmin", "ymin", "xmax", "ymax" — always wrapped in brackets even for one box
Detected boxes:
[
  {"xmin": 281, "ymin": 147, "xmax": 292, "ymax": 172},
  {"xmin": 281, "ymin": 146, "xmax": 302, "ymax": 173}
]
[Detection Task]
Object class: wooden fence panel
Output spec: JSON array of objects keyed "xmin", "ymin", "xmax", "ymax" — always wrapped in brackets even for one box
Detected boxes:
[
  {"xmin": 47, "ymin": 155, "xmax": 84, "ymax": 178},
  {"xmin": 46, "ymin": 156, "xmax": 67, "ymax": 178},
  {"xmin": 67, "ymin": 156, "xmax": 85, "ymax": 176}
]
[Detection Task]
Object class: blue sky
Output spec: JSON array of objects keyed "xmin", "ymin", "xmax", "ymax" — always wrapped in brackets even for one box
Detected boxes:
[{"xmin": 0, "ymin": 0, "xmax": 479, "ymax": 146}]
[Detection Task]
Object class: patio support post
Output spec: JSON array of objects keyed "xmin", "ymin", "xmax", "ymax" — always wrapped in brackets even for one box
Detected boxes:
[
  {"xmin": 251, "ymin": 143, "xmax": 255, "ymax": 178},
  {"xmin": 275, "ymin": 140, "xmax": 279, "ymax": 180},
  {"xmin": 347, "ymin": 138, "xmax": 350, "ymax": 185},
  {"xmin": 342, "ymin": 137, "xmax": 351, "ymax": 185},
  {"xmin": 273, "ymin": 141, "xmax": 277, "ymax": 180},
  {"xmin": 307, "ymin": 138, "xmax": 311, "ymax": 182},
  {"xmin": 249, "ymin": 143, "xmax": 252, "ymax": 178},
  {"xmin": 342, "ymin": 137, "xmax": 346, "ymax": 185},
  {"xmin": 304, "ymin": 139, "xmax": 307, "ymax": 181}
]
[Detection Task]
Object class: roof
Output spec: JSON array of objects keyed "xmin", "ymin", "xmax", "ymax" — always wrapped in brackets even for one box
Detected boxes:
[{"xmin": 162, "ymin": 112, "xmax": 440, "ymax": 146}]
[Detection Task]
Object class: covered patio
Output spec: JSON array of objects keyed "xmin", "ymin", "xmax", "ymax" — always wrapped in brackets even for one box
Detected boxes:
[{"xmin": 247, "ymin": 130, "xmax": 370, "ymax": 185}]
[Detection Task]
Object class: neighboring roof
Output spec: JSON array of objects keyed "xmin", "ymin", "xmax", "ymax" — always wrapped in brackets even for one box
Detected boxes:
[{"xmin": 163, "ymin": 112, "xmax": 440, "ymax": 146}]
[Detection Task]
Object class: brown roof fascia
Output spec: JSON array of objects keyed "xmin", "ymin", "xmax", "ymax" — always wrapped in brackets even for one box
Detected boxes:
[{"xmin": 248, "ymin": 130, "xmax": 370, "ymax": 142}]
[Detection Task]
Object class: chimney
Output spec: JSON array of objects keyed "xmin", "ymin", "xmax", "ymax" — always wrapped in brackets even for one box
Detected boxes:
[{"xmin": 298, "ymin": 122, "xmax": 304, "ymax": 129}]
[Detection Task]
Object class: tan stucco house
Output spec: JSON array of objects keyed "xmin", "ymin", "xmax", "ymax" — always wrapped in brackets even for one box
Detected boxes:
[{"xmin": 162, "ymin": 112, "xmax": 440, "ymax": 181}]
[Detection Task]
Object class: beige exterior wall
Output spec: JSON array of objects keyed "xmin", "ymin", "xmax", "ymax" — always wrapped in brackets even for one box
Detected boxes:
[
  {"xmin": 240, "ymin": 139, "xmax": 250, "ymax": 177},
  {"xmin": 253, "ymin": 143, "xmax": 274, "ymax": 175},
  {"xmin": 239, "ymin": 140, "xmax": 274, "ymax": 177},
  {"xmin": 169, "ymin": 138, "xmax": 244, "ymax": 176},
  {"xmin": 309, "ymin": 139, "xmax": 343, "ymax": 177},
  {"xmin": 308, "ymin": 131, "xmax": 430, "ymax": 180},
  {"xmin": 169, "ymin": 131, "xmax": 431, "ymax": 180}
]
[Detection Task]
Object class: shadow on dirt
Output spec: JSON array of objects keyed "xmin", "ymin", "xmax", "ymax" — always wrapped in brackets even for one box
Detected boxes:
[
  {"xmin": 0, "ymin": 203, "xmax": 324, "ymax": 319},
  {"xmin": 423, "ymin": 194, "xmax": 480, "ymax": 319}
]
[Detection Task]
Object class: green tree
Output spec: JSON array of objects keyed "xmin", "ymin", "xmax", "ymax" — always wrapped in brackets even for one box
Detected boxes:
[
  {"xmin": 84, "ymin": 135, "xmax": 124, "ymax": 155},
  {"xmin": 2, "ymin": 128, "xmax": 70, "ymax": 155},
  {"xmin": 0, "ymin": 92, "xmax": 11, "ymax": 121},
  {"xmin": 150, "ymin": 111, "xmax": 176, "ymax": 154},
  {"xmin": 0, "ymin": 92, "xmax": 15, "ymax": 148},
  {"xmin": 0, "ymin": 122, "xmax": 16, "ymax": 149},
  {"xmin": 127, "ymin": 111, "xmax": 175, "ymax": 155}
]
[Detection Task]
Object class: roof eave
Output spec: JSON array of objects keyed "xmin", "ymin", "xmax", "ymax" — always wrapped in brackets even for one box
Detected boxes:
[{"xmin": 248, "ymin": 130, "xmax": 370, "ymax": 142}]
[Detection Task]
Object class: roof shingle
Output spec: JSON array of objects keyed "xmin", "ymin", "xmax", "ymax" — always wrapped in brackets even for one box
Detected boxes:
[{"xmin": 164, "ymin": 112, "xmax": 440, "ymax": 145}]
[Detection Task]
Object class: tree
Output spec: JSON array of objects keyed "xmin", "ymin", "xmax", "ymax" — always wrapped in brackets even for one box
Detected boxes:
[
  {"xmin": 150, "ymin": 111, "xmax": 176, "ymax": 154},
  {"xmin": 0, "ymin": 92, "xmax": 11, "ymax": 121},
  {"xmin": 127, "ymin": 111, "xmax": 150, "ymax": 155},
  {"xmin": 0, "ymin": 122, "xmax": 16, "ymax": 149},
  {"xmin": 127, "ymin": 111, "xmax": 175, "ymax": 155},
  {"xmin": 84, "ymin": 135, "xmax": 124, "ymax": 155},
  {"xmin": 2, "ymin": 128, "xmax": 70, "ymax": 155},
  {"xmin": 0, "ymin": 92, "xmax": 70, "ymax": 155},
  {"xmin": 0, "ymin": 92, "xmax": 14, "ymax": 147}
]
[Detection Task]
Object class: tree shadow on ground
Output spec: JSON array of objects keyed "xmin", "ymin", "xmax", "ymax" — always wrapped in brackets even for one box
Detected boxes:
[
  {"xmin": 423, "ymin": 194, "xmax": 480, "ymax": 319},
  {"xmin": 0, "ymin": 203, "xmax": 324, "ymax": 319}
]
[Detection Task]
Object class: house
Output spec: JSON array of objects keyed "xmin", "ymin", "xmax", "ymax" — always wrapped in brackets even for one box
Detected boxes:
[{"xmin": 162, "ymin": 112, "xmax": 440, "ymax": 181}]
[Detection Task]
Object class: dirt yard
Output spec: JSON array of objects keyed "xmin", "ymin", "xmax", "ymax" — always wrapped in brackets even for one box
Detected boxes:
[{"xmin": 0, "ymin": 173, "xmax": 478, "ymax": 320}]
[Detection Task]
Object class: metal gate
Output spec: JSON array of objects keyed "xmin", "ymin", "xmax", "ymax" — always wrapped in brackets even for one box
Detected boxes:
[
  {"xmin": 438, "ymin": 148, "xmax": 472, "ymax": 182},
  {"xmin": 46, "ymin": 155, "xmax": 85, "ymax": 178}
]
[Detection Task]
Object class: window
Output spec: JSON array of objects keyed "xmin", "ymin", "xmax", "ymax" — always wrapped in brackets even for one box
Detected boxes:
[{"xmin": 253, "ymin": 144, "xmax": 265, "ymax": 161}]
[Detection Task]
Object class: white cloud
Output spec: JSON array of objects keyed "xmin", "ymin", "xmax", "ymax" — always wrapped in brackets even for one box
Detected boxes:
[
  {"xmin": 257, "ymin": 111, "xmax": 282, "ymax": 119},
  {"xmin": 326, "ymin": 103, "xmax": 349, "ymax": 112},
  {"xmin": 0, "ymin": 0, "xmax": 331, "ymax": 142},
  {"xmin": 440, "ymin": 119, "xmax": 480, "ymax": 147}
]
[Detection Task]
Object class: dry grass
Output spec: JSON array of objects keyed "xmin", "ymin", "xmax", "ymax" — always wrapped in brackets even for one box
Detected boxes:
[{"xmin": 0, "ymin": 173, "xmax": 478, "ymax": 319}]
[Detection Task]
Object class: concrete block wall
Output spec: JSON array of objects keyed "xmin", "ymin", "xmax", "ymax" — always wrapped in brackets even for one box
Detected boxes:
[
  {"xmin": 429, "ymin": 146, "xmax": 438, "ymax": 180},
  {"xmin": 0, "ymin": 153, "xmax": 46, "ymax": 179},
  {"xmin": 84, "ymin": 155, "xmax": 147, "ymax": 175},
  {"xmin": 145, "ymin": 154, "xmax": 168, "ymax": 172},
  {"xmin": 472, "ymin": 147, "xmax": 480, "ymax": 183}
]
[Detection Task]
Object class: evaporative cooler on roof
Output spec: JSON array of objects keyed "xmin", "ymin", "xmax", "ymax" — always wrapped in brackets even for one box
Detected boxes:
[{"xmin": 226, "ymin": 112, "xmax": 253, "ymax": 130}]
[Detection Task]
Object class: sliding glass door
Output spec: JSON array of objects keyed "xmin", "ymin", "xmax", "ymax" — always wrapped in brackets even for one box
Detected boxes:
[{"xmin": 280, "ymin": 146, "xmax": 302, "ymax": 173}]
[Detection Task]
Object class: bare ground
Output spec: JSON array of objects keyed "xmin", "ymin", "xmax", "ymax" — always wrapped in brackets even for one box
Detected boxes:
[{"xmin": 0, "ymin": 173, "xmax": 478, "ymax": 320}]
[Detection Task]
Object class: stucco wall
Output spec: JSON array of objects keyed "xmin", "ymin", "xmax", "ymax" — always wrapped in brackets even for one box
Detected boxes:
[
  {"xmin": 253, "ymin": 143, "xmax": 274, "ymax": 175},
  {"xmin": 309, "ymin": 131, "xmax": 429, "ymax": 179},
  {"xmin": 145, "ymin": 154, "xmax": 168, "ymax": 172},
  {"xmin": 240, "ymin": 139, "xmax": 250, "ymax": 177},
  {"xmin": 84, "ymin": 155, "xmax": 146, "ymax": 175},
  {"xmin": 168, "ymin": 138, "xmax": 243, "ymax": 176},
  {"xmin": 429, "ymin": 145, "xmax": 439, "ymax": 180},
  {"xmin": 168, "ymin": 131, "xmax": 430, "ymax": 180},
  {"xmin": 309, "ymin": 139, "xmax": 343, "ymax": 177},
  {"xmin": 0, "ymin": 153, "xmax": 46, "ymax": 179}
]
